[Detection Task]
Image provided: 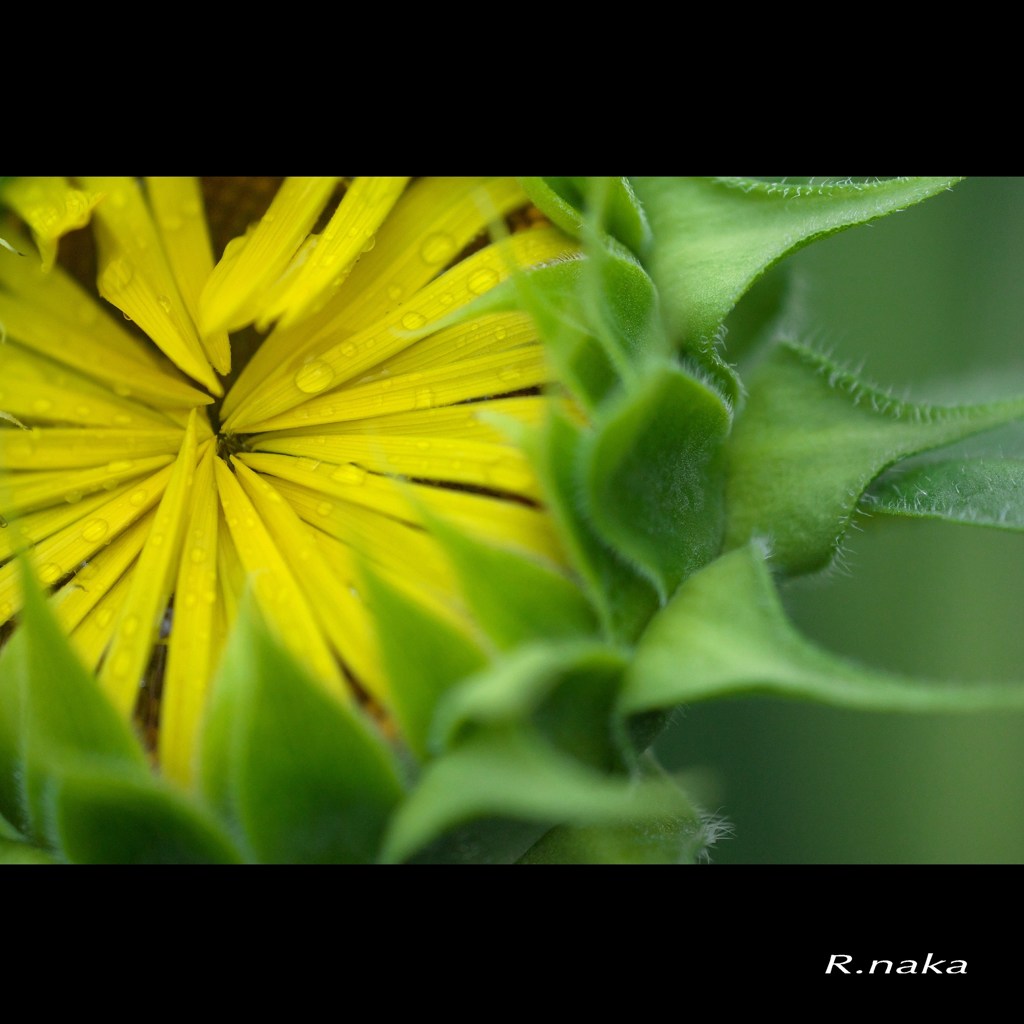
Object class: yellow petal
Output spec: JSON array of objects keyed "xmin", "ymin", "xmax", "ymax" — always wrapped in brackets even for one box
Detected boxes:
[
  {"xmin": 214, "ymin": 455, "xmax": 345, "ymax": 693},
  {"xmin": 98, "ymin": 415, "xmax": 201, "ymax": 716},
  {"xmin": 146, "ymin": 177, "xmax": 231, "ymax": 375},
  {"xmin": 160, "ymin": 445, "xmax": 223, "ymax": 786},
  {"xmin": 225, "ymin": 226, "xmax": 574, "ymax": 431},
  {"xmin": 218, "ymin": 177, "xmax": 528, "ymax": 421},
  {"xmin": 232, "ymin": 461, "xmax": 389, "ymax": 702},
  {"xmin": 198, "ymin": 176, "xmax": 340, "ymax": 336},
  {"xmin": 1, "ymin": 177, "xmax": 101, "ymax": 271},
  {"xmin": 80, "ymin": 176, "xmax": 221, "ymax": 395},
  {"xmin": 0, "ymin": 426, "xmax": 184, "ymax": 470}
]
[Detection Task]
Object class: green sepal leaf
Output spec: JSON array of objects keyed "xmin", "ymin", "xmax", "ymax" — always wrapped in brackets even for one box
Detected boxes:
[
  {"xmin": 51, "ymin": 767, "xmax": 243, "ymax": 864},
  {"xmin": 199, "ymin": 598, "xmax": 404, "ymax": 863},
  {"xmin": 426, "ymin": 510, "xmax": 598, "ymax": 649},
  {"xmin": 359, "ymin": 563, "xmax": 488, "ymax": 760},
  {"xmin": 724, "ymin": 341, "xmax": 1024, "ymax": 574},
  {"xmin": 632, "ymin": 176, "xmax": 961, "ymax": 353},
  {"xmin": 620, "ymin": 541, "xmax": 1024, "ymax": 716},
  {"xmin": 2, "ymin": 559, "xmax": 147, "ymax": 846},
  {"xmin": 432, "ymin": 640, "xmax": 628, "ymax": 771},
  {"xmin": 519, "ymin": 176, "xmax": 652, "ymax": 254},
  {"xmin": 517, "ymin": 757, "xmax": 711, "ymax": 864},
  {"xmin": 529, "ymin": 407, "xmax": 659, "ymax": 643},
  {"xmin": 0, "ymin": 836, "xmax": 58, "ymax": 864},
  {"xmin": 380, "ymin": 725, "xmax": 694, "ymax": 864},
  {"xmin": 583, "ymin": 362, "xmax": 732, "ymax": 601},
  {"xmin": 864, "ymin": 456, "xmax": 1024, "ymax": 531}
]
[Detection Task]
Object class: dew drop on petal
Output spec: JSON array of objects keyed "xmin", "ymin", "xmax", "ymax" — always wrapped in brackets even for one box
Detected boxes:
[
  {"xmin": 121, "ymin": 614, "xmax": 140, "ymax": 637},
  {"xmin": 401, "ymin": 311, "xmax": 426, "ymax": 331},
  {"xmin": 467, "ymin": 267, "xmax": 501, "ymax": 295},
  {"xmin": 101, "ymin": 258, "xmax": 134, "ymax": 292},
  {"xmin": 295, "ymin": 360, "xmax": 335, "ymax": 394},
  {"xmin": 189, "ymin": 547, "xmax": 206, "ymax": 564},
  {"xmin": 96, "ymin": 607, "xmax": 114, "ymax": 628},
  {"xmin": 31, "ymin": 398, "xmax": 53, "ymax": 414},
  {"xmin": 316, "ymin": 501, "xmax": 333, "ymax": 516},
  {"xmin": 81, "ymin": 519, "xmax": 109, "ymax": 542},
  {"xmin": 39, "ymin": 562, "xmax": 63, "ymax": 585},
  {"xmin": 64, "ymin": 491, "xmax": 84, "ymax": 504},
  {"xmin": 129, "ymin": 489, "xmax": 148, "ymax": 507},
  {"xmin": 387, "ymin": 284, "xmax": 403, "ymax": 301},
  {"xmin": 420, "ymin": 232, "xmax": 457, "ymax": 266},
  {"xmin": 415, "ymin": 389, "xmax": 435, "ymax": 409}
]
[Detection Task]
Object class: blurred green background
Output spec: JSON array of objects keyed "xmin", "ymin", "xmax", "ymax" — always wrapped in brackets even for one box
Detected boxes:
[{"xmin": 654, "ymin": 177, "xmax": 1024, "ymax": 862}]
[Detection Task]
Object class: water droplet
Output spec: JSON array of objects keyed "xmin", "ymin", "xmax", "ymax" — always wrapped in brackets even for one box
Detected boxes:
[
  {"xmin": 295, "ymin": 360, "xmax": 335, "ymax": 394},
  {"xmin": 112, "ymin": 383, "xmax": 132, "ymax": 397},
  {"xmin": 341, "ymin": 343, "xmax": 356, "ymax": 357},
  {"xmin": 156, "ymin": 294, "xmax": 173, "ymax": 314},
  {"xmin": 78, "ymin": 562, "xmax": 99, "ymax": 581},
  {"xmin": 96, "ymin": 608, "xmax": 114, "ymax": 628},
  {"xmin": 438, "ymin": 292, "xmax": 455, "ymax": 307},
  {"xmin": 129, "ymin": 489, "xmax": 148, "ymax": 507},
  {"xmin": 401, "ymin": 310, "xmax": 426, "ymax": 331},
  {"xmin": 64, "ymin": 491, "xmax": 84, "ymax": 504},
  {"xmin": 498, "ymin": 365, "xmax": 522, "ymax": 382},
  {"xmin": 316, "ymin": 501, "xmax": 333, "ymax": 516},
  {"xmin": 39, "ymin": 562, "xmax": 63, "ymax": 585},
  {"xmin": 31, "ymin": 398, "xmax": 53, "ymax": 414},
  {"xmin": 189, "ymin": 547, "xmax": 206, "ymax": 563},
  {"xmin": 387, "ymin": 284, "xmax": 403, "ymax": 301},
  {"xmin": 182, "ymin": 593, "xmax": 197, "ymax": 609},
  {"xmin": 106, "ymin": 460, "xmax": 133, "ymax": 473},
  {"xmin": 361, "ymin": 235, "xmax": 377, "ymax": 254},
  {"xmin": 160, "ymin": 211, "xmax": 184, "ymax": 231},
  {"xmin": 467, "ymin": 266, "xmax": 501, "ymax": 295},
  {"xmin": 495, "ymin": 327, "xmax": 508, "ymax": 341},
  {"xmin": 420, "ymin": 231, "xmax": 457, "ymax": 266},
  {"xmin": 74, "ymin": 404, "xmax": 92, "ymax": 418},
  {"xmin": 149, "ymin": 532, "xmax": 165, "ymax": 547},
  {"xmin": 296, "ymin": 457, "xmax": 321, "ymax": 472},
  {"xmin": 330, "ymin": 465, "xmax": 367, "ymax": 485},
  {"xmin": 415, "ymin": 389, "xmax": 435, "ymax": 409},
  {"xmin": 121, "ymin": 614, "xmax": 140, "ymax": 637},
  {"xmin": 113, "ymin": 413, "xmax": 132, "ymax": 426}
]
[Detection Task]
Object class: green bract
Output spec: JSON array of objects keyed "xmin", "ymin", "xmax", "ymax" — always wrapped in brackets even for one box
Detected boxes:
[{"xmin": 1, "ymin": 175, "xmax": 1020, "ymax": 865}]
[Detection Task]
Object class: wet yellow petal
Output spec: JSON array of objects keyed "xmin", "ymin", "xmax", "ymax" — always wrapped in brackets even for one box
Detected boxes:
[
  {"xmin": 0, "ymin": 464, "xmax": 174, "ymax": 622},
  {"xmin": 51, "ymin": 511, "xmax": 155, "ymax": 633},
  {"xmin": 232, "ymin": 461, "xmax": 389, "ymax": 702},
  {"xmin": 146, "ymin": 177, "xmax": 231, "ymax": 375},
  {"xmin": 0, "ymin": 456, "xmax": 174, "ymax": 518},
  {"xmin": 80, "ymin": 176, "xmax": 221, "ymax": 395},
  {"xmin": 198, "ymin": 176, "xmax": 340, "ymax": 336},
  {"xmin": 0, "ymin": 426, "xmax": 184, "ymax": 470},
  {"xmin": 214, "ymin": 456, "xmax": 345, "ymax": 693},
  {"xmin": 69, "ymin": 567, "xmax": 135, "ymax": 672},
  {"xmin": 98, "ymin": 415, "xmax": 201, "ymax": 716},
  {"xmin": 236, "ymin": 345, "xmax": 550, "ymax": 433},
  {"xmin": 2, "ymin": 177, "xmax": 101, "ymax": 271},
  {"xmin": 257, "ymin": 176, "xmax": 410, "ymax": 331},
  {"xmin": 218, "ymin": 177, "xmax": 529, "ymax": 421},
  {"xmin": 160, "ymin": 446, "xmax": 223, "ymax": 786},
  {"xmin": 225, "ymin": 226, "xmax": 574, "ymax": 431}
]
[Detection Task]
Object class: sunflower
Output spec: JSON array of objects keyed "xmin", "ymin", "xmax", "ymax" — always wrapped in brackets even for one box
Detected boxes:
[{"xmin": 0, "ymin": 176, "xmax": 579, "ymax": 787}]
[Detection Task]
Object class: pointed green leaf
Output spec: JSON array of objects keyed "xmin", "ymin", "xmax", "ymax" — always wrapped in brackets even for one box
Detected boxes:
[
  {"xmin": 427, "ymin": 511, "xmax": 598, "ymax": 648},
  {"xmin": 864, "ymin": 456, "xmax": 1024, "ymax": 531},
  {"xmin": 632, "ymin": 176, "xmax": 961, "ymax": 353},
  {"xmin": 51, "ymin": 767, "xmax": 243, "ymax": 864},
  {"xmin": 7, "ymin": 559, "xmax": 147, "ymax": 845},
  {"xmin": 724, "ymin": 342, "xmax": 1024, "ymax": 574},
  {"xmin": 0, "ymin": 627, "xmax": 28, "ymax": 835},
  {"xmin": 620, "ymin": 542, "xmax": 1024, "ymax": 716},
  {"xmin": 529, "ymin": 408, "xmax": 659, "ymax": 643},
  {"xmin": 0, "ymin": 836, "xmax": 58, "ymax": 864},
  {"xmin": 360, "ymin": 564, "xmax": 488, "ymax": 760},
  {"xmin": 431, "ymin": 641, "xmax": 627, "ymax": 771},
  {"xmin": 518, "ymin": 758, "xmax": 711, "ymax": 864},
  {"xmin": 583, "ymin": 362, "xmax": 732, "ymax": 600},
  {"xmin": 380, "ymin": 725, "xmax": 693, "ymax": 864},
  {"xmin": 199, "ymin": 599, "xmax": 404, "ymax": 863},
  {"xmin": 519, "ymin": 176, "xmax": 652, "ymax": 254}
]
